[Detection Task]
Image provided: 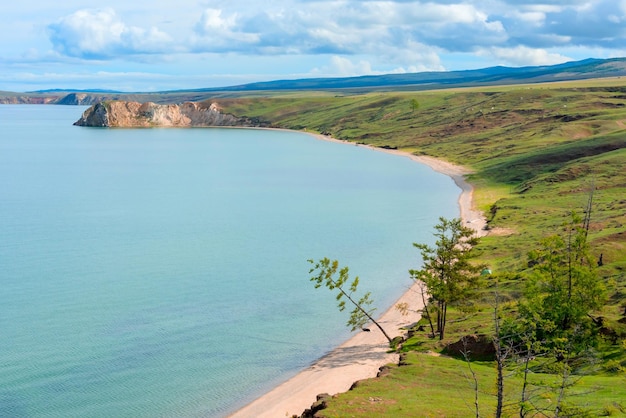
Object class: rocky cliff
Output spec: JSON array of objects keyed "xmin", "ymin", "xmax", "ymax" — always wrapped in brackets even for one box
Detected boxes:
[
  {"xmin": 56, "ymin": 93, "xmax": 106, "ymax": 106},
  {"xmin": 0, "ymin": 92, "xmax": 117, "ymax": 105},
  {"xmin": 0, "ymin": 95, "xmax": 59, "ymax": 104},
  {"xmin": 74, "ymin": 101, "xmax": 262, "ymax": 128}
]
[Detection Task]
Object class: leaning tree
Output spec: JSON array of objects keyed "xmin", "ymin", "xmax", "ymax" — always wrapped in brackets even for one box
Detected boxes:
[{"xmin": 308, "ymin": 258, "xmax": 393, "ymax": 343}]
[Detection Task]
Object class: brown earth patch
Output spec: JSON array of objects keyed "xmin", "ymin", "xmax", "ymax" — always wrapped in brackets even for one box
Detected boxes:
[
  {"xmin": 487, "ymin": 227, "xmax": 516, "ymax": 236},
  {"xmin": 571, "ymin": 131, "xmax": 591, "ymax": 139}
]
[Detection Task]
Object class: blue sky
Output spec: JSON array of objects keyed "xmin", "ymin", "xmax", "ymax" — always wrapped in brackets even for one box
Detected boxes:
[{"xmin": 2, "ymin": 0, "xmax": 625, "ymax": 92}]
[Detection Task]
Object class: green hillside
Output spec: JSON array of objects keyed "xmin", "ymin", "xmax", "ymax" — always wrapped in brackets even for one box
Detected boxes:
[
  {"xmin": 216, "ymin": 79, "xmax": 626, "ymax": 273},
  {"xmin": 213, "ymin": 78, "xmax": 626, "ymax": 417}
]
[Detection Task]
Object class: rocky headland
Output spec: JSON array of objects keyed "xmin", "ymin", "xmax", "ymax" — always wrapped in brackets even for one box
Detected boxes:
[
  {"xmin": 73, "ymin": 101, "xmax": 263, "ymax": 128},
  {"xmin": 0, "ymin": 92, "xmax": 119, "ymax": 105},
  {"xmin": 0, "ymin": 95, "xmax": 59, "ymax": 104}
]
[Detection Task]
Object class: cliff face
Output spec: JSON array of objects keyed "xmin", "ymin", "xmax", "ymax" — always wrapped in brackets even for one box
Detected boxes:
[
  {"xmin": 56, "ymin": 93, "xmax": 103, "ymax": 106},
  {"xmin": 0, "ymin": 92, "xmax": 106, "ymax": 105},
  {"xmin": 73, "ymin": 101, "xmax": 261, "ymax": 128},
  {"xmin": 0, "ymin": 96, "xmax": 59, "ymax": 104}
]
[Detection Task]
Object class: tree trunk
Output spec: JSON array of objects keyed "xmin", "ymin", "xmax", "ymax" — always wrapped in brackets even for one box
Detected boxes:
[
  {"xmin": 436, "ymin": 301, "xmax": 443, "ymax": 337},
  {"xmin": 494, "ymin": 296, "xmax": 504, "ymax": 418},
  {"xmin": 519, "ymin": 354, "xmax": 531, "ymax": 418},
  {"xmin": 439, "ymin": 302, "xmax": 448, "ymax": 341},
  {"xmin": 340, "ymin": 286, "xmax": 393, "ymax": 343},
  {"xmin": 420, "ymin": 285, "xmax": 436, "ymax": 338}
]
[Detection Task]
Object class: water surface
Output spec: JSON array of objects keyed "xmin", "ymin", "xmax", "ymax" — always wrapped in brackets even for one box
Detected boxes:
[{"xmin": 0, "ymin": 105, "xmax": 459, "ymax": 417}]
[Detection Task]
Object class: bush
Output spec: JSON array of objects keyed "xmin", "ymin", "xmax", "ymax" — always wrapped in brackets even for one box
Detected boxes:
[
  {"xmin": 603, "ymin": 359, "xmax": 624, "ymax": 373},
  {"xmin": 602, "ymin": 402, "xmax": 625, "ymax": 416}
]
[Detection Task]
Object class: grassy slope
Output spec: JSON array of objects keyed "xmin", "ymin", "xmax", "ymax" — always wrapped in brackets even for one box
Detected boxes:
[
  {"xmin": 318, "ymin": 352, "xmax": 626, "ymax": 418},
  {"xmin": 214, "ymin": 79, "xmax": 626, "ymax": 416},
  {"xmin": 217, "ymin": 79, "xmax": 626, "ymax": 278}
]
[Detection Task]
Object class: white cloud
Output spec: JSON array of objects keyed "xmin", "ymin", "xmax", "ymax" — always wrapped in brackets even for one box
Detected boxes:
[
  {"xmin": 47, "ymin": 8, "xmax": 172, "ymax": 59},
  {"xmin": 188, "ymin": 1, "xmax": 510, "ymax": 61},
  {"xmin": 195, "ymin": 9, "xmax": 237, "ymax": 33},
  {"xmin": 0, "ymin": 0, "xmax": 625, "ymax": 91},
  {"xmin": 511, "ymin": 11, "xmax": 547, "ymax": 25},
  {"xmin": 42, "ymin": 2, "xmax": 626, "ymax": 65},
  {"xmin": 522, "ymin": 5, "xmax": 564, "ymax": 14},
  {"xmin": 326, "ymin": 56, "xmax": 375, "ymax": 76},
  {"xmin": 419, "ymin": 3, "xmax": 488, "ymax": 24},
  {"xmin": 481, "ymin": 45, "xmax": 571, "ymax": 66},
  {"xmin": 311, "ymin": 52, "xmax": 444, "ymax": 78},
  {"xmin": 192, "ymin": 8, "xmax": 260, "ymax": 51}
]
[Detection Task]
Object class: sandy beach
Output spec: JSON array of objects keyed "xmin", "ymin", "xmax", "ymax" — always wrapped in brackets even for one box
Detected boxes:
[{"xmin": 229, "ymin": 134, "xmax": 487, "ymax": 418}]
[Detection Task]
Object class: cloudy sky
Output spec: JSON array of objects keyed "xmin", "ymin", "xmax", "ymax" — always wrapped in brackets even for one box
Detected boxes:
[{"xmin": 2, "ymin": 0, "xmax": 625, "ymax": 92}]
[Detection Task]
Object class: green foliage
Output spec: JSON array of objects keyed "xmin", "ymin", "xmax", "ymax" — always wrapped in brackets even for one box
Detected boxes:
[
  {"xmin": 308, "ymin": 258, "xmax": 392, "ymax": 342},
  {"xmin": 410, "ymin": 217, "xmax": 484, "ymax": 340},
  {"xmin": 216, "ymin": 85, "xmax": 626, "ymax": 279},
  {"xmin": 214, "ymin": 81, "xmax": 626, "ymax": 416},
  {"xmin": 603, "ymin": 402, "xmax": 626, "ymax": 416},
  {"xmin": 494, "ymin": 213, "xmax": 611, "ymax": 417},
  {"xmin": 603, "ymin": 359, "xmax": 625, "ymax": 373},
  {"xmin": 517, "ymin": 214, "xmax": 607, "ymax": 352},
  {"xmin": 318, "ymin": 352, "xmax": 626, "ymax": 417}
]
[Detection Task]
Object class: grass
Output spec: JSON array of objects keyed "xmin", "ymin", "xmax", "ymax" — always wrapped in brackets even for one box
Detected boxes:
[
  {"xmin": 323, "ymin": 297, "xmax": 626, "ymax": 417},
  {"xmin": 216, "ymin": 80, "xmax": 626, "ymax": 277},
  {"xmin": 319, "ymin": 353, "xmax": 501, "ymax": 418},
  {"xmin": 319, "ymin": 352, "xmax": 626, "ymax": 418},
  {"xmin": 213, "ymin": 79, "xmax": 626, "ymax": 416}
]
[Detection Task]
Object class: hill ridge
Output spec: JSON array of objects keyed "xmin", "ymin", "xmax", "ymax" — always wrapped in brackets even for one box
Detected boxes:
[{"xmin": 1, "ymin": 57, "xmax": 626, "ymax": 104}]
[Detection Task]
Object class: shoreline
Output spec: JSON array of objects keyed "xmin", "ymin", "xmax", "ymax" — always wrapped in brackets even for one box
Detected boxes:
[
  {"xmin": 229, "ymin": 132, "xmax": 486, "ymax": 418},
  {"xmin": 306, "ymin": 132, "xmax": 487, "ymax": 238}
]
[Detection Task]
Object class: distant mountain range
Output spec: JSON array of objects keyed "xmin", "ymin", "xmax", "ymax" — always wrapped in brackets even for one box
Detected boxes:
[
  {"xmin": 30, "ymin": 88, "xmax": 125, "ymax": 94},
  {"xmin": 183, "ymin": 57, "xmax": 626, "ymax": 93},
  {"xmin": 2, "ymin": 57, "xmax": 626, "ymax": 105}
]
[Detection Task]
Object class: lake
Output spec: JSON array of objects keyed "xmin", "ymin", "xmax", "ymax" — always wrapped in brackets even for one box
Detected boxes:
[{"xmin": 0, "ymin": 104, "xmax": 459, "ymax": 417}]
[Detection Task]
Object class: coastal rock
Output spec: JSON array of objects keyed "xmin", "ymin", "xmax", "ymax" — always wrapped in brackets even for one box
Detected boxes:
[
  {"xmin": 56, "ymin": 93, "xmax": 102, "ymax": 106},
  {"xmin": 0, "ymin": 95, "xmax": 58, "ymax": 104},
  {"xmin": 443, "ymin": 334, "xmax": 496, "ymax": 360},
  {"xmin": 74, "ymin": 100, "xmax": 261, "ymax": 128},
  {"xmin": 297, "ymin": 351, "xmax": 410, "ymax": 417},
  {"xmin": 0, "ymin": 92, "xmax": 107, "ymax": 105},
  {"xmin": 75, "ymin": 101, "xmax": 112, "ymax": 127},
  {"xmin": 377, "ymin": 365, "xmax": 393, "ymax": 378},
  {"xmin": 298, "ymin": 393, "xmax": 331, "ymax": 418}
]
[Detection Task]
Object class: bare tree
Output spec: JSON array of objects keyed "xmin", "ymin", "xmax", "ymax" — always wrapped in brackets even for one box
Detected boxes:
[{"xmin": 309, "ymin": 258, "xmax": 393, "ymax": 343}]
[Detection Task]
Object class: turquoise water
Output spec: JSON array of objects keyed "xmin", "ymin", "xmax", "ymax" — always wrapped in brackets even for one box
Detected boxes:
[{"xmin": 0, "ymin": 105, "xmax": 459, "ymax": 417}]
